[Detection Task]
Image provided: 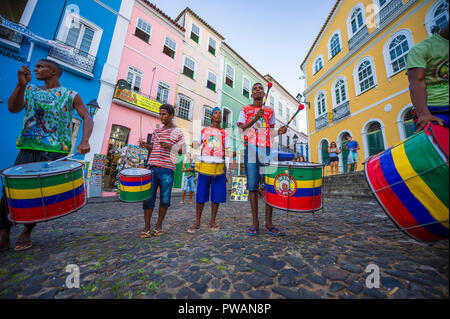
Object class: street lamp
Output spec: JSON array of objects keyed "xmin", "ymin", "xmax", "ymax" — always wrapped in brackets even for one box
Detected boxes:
[{"xmin": 87, "ymin": 99, "xmax": 100, "ymax": 118}]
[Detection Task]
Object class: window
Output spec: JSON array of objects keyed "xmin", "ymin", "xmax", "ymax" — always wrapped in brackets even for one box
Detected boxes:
[
  {"xmin": 0, "ymin": 0, "xmax": 36, "ymax": 45},
  {"xmin": 135, "ymin": 18, "xmax": 152, "ymax": 43},
  {"xmin": 403, "ymin": 108, "xmax": 415, "ymax": 139},
  {"xmin": 335, "ymin": 79, "xmax": 347, "ymax": 106},
  {"xmin": 287, "ymin": 136, "xmax": 290, "ymax": 148},
  {"xmin": 64, "ymin": 18, "xmax": 96, "ymax": 57},
  {"xmin": 270, "ymin": 96, "xmax": 275, "ymax": 108},
  {"xmin": 388, "ymin": 34, "xmax": 410, "ymax": 74},
  {"xmin": 126, "ymin": 66, "xmax": 143, "ymax": 92},
  {"xmin": 202, "ymin": 105, "xmax": 213, "ymax": 127},
  {"xmin": 278, "ymin": 102, "xmax": 283, "ymax": 117},
  {"xmin": 176, "ymin": 94, "xmax": 193, "ymax": 120},
  {"xmin": 156, "ymin": 81, "xmax": 170, "ymax": 103},
  {"xmin": 243, "ymin": 77, "xmax": 250, "ymax": 98},
  {"xmin": 191, "ymin": 23, "xmax": 200, "ymax": 43},
  {"xmin": 425, "ymin": 0, "xmax": 449, "ymax": 35},
  {"xmin": 316, "ymin": 92, "xmax": 327, "ymax": 116},
  {"xmin": 329, "ymin": 33, "xmax": 341, "ymax": 58},
  {"xmin": 225, "ymin": 64, "xmax": 234, "ymax": 87},
  {"xmin": 293, "ymin": 117, "xmax": 297, "ymax": 127},
  {"xmin": 358, "ymin": 60, "xmax": 375, "ymax": 93},
  {"xmin": 207, "ymin": 71, "xmax": 217, "ymax": 92},
  {"xmin": 208, "ymin": 37, "xmax": 217, "ymax": 55},
  {"xmin": 279, "ymin": 135, "xmax": 283, "ymax": 147},
  {"xmin": 350, "ymin": 8, "xmax": 364, "ymax": 35},
  {"xmin": 286, "ymin": 107, "xmax": 290, "ymax": 122},
  {"xmin": 183, "ymin": 56, "xmax": 196, "ymax": 79},
  {"xmin": 163, "ymin": 36, "xmax": 177, "ymax": 58},
  {"xmin": 313, "ymin": 56, "xmax": 323, "ymax": 74},
  {"xmin": 222, "ymin": 108, "xmax": 232, "ymax": 128}
]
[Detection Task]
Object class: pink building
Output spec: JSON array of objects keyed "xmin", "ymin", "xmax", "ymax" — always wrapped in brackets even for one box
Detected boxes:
[{"xmin": 100, "ymin": 0, "xmax": 185, "ymax": 189}]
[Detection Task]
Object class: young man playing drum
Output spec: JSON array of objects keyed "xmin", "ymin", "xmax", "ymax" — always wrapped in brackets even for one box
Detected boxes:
[
  {"xmin": 187, "ymin": 107, "xmax": 235, "ymax": 232},
  {"xmin": 237, "ymin": 83, "xmax": 287, "ymax": 236},
  {"xmin": 0, "ymin": 60, "xmax": 93, "ymax": 251},
  {"xmin": 139, "ymin": 104, "xmax": 185, "ymax": 238},
  {"xmin": 407, "ymin": 21, "xmax": 449, "ymax": 132}
]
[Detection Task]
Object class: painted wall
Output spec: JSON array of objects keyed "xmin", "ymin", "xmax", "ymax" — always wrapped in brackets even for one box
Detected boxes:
[{"xmin": 302, "ymin": 0, "xmax": 439, "ymax": 171}]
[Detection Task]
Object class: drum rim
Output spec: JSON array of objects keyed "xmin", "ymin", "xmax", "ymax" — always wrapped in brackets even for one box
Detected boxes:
[
  {"xmin": 0, "ymin": 161, "xmax": 83, "ymax": 179},
  {"xmin": 119, "ymin": 168, "xmax": 152, "ymax": 177},
  {"xmin": 267, "ymin": 162, "xmax": 325, "ymax": 168},
  {"xmin": 7, "ymin": 197, "xmax": 87, "ymax": 224},
  {"xmin": 196, "ymin": 156, "xmax": 225, "ymax": 164}
]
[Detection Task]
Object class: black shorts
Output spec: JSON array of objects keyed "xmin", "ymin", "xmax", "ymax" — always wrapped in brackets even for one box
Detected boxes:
[{"xmin": 329, "ymin": 157, "xmax": 339, "ymax": 163}]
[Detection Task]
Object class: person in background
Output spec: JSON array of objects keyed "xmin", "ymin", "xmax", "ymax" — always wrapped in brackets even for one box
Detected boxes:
[
  {"xmin": 345, "ymin": 135, "xmax": 360, "ymax": 172},
  {"xmin": 180, "ymin": 153, "xmax": 195, "ymax": 204},
  {"xmin": 328, "ymin": 142, "xmax": 341, "ymax": 175}
]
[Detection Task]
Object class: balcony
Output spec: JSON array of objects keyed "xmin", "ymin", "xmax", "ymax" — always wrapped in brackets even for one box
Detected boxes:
[
  {"xmin": 48, "ymin": 41, "xmax": 96, "ymax": 76},
  {"xmin": 375, "ymin": 0, "xmax": 403, "ymax": 26},
  {"xmin": 315, "ymin": 113, "xmax": 329, "ymax": 130},
  {"xmin": 348, "ymin": 25, "xmax": 368, "ymax": 51},
  {"xmin": 0, "ymin": 24, "xmax": 24, "ymax": 50},
  {"xmin": 333, "ymin": 101, "xmax": 351, "ymax": 121},
  {"xmin": 278, "ymin": 145, "xmax": 296, "ymax": 154}
]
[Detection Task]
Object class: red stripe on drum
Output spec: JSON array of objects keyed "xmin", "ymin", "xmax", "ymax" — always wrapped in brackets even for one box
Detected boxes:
[
  {"xmin": 265, "ymin": 192, "xmax": 322, "ymax": 211},
  {"xmin": 8, "ymin": 191, "xmax": 86, "ymax": 224},
  {"xmin": 366, "ymin": 155, "xmax": 441, "ymax": 242},
  {"xmin": 120, "ymin": 175, "xmax": 152, "ymax": 183}
]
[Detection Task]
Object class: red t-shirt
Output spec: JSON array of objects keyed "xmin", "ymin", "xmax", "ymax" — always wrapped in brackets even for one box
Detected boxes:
[{"xmin": 237, "ymin": 105, "xmax": 275, "ymax": 148}]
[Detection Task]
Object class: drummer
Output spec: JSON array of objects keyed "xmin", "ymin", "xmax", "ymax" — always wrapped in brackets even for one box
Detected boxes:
[
  {"xmin": 0, "ymin": 60, "xmax": 93, "ymax": 251},
  {"xmin": 187, "ymin": 107, "xmax": 235, "ymax": 233},
  {"xmin": 407, "ymin": 21, "xmax": 448, "ymax": 131},
  {"xmin": 237, "ymin": 83, "xmax": 288, "ymax": 236}
]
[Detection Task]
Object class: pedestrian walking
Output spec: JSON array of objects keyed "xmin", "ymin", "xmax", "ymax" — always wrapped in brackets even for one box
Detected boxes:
[{"xmin": 345, "ymin": 135, "xmax": 360, "ymax": 172}]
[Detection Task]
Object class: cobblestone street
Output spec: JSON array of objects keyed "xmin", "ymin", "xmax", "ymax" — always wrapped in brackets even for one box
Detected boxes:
[{"xmin": 0, "ymin": 195, "xmax": 448, "ymax": 299}]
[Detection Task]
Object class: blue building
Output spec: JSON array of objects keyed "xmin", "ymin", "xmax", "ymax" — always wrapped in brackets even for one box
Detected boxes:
[{"xmin": 0, "ymin": 0, "xmax": 127, "ymax": 170}]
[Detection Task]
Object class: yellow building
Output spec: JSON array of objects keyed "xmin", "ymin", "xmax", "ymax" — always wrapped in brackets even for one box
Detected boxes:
[{"xmin": 301, "ymin": 0, "xmax": 448, "ymax": 173}]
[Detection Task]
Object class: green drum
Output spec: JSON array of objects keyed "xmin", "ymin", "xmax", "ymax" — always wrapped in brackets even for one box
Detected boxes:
[
  {"xmin": 263, "ymin": 161, "xmax": 324, "ymax": 212},
  {"xmin": 119, "ymin": 168, "xmax": 152, "ymax": 202}
]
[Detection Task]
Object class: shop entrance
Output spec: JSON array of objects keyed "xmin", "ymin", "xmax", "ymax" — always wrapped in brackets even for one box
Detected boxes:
[{"xmin": 104, "ymin": 125, "xmax": 130, "ymax": 190}]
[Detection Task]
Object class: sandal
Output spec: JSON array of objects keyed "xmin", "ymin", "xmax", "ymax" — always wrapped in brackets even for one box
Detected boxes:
[
  {"xmin": 153, "ymin": 229, "xmax": 164, "ymax": 237},
  {"xmin": 246, "ymin": 227, "xmax": 259, "ymax": 236},
  {"xmin": 14, "ymin": 240, "xmax": 32, "ymax": 251},
  {"xmin": 264, "ymin": 227, "xmax": 286, "ymax": 237},
  {"xmin": 210, "ymin": 225, "xmax": 220, "ymax": 231},
  {"xmin": 187, "ymin": 226, "xmax": 200, "ymax": 233},
  {"xmin": 140, "ymin": 230, "xmax": 151, "ymax": 239}
]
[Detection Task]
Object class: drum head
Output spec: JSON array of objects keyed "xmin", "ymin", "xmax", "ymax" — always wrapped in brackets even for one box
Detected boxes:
[
  {"xmin": 120, "ymin": 168, "xmax": 152, "ymax": 177},
  {"xmin": 1, "ymin": 160, "xmax": 82, "ymax": 177}
]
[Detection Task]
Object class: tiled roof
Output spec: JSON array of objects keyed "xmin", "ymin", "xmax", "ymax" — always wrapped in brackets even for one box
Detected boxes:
[
  {"xmin": 175, "ymin": 7, "xmax": 225, "ymax": 40},
  {"xmin": 140, "ymin": 0, "xmax": 185, "ymax": 32},
  {"xmin": 300, "ymin": 0, "xmax": 340, "ymax": 70}
]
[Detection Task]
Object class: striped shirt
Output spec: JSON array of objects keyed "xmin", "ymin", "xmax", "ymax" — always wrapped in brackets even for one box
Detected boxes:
[{"xmin": 147, "ymin": 126, "xmax": 185, "ymax": 171}]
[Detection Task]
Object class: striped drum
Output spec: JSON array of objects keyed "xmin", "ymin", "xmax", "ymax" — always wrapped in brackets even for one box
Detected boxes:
[
  {"xmin": 365, "ymin": 123, "xmax": 449, "ymax": 242},
  {"xmin": 263, "ymin": 162, "xmax": 324, "ymax": 212},
  {"xmin": 119, "ymin": 168, "xmax": 152, "ymax": 202},
  {"xmin": 1, "ymin": 161, "xmax": 86, "ymax": 224}
]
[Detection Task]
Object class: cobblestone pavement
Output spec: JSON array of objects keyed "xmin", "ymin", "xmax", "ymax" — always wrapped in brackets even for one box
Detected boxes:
[{"xmin": 0, "ymin": 196, "xmax": 448, "ymax": 299}]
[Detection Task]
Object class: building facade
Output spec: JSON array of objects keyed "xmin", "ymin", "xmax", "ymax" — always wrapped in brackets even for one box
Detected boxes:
[
  {"xmin": 300, "ymin": 0, "xmax": 448, "ymax": 173},
  {"xmin": 0, "ymin": 0, "xmax": 128, "ymax": 170}
]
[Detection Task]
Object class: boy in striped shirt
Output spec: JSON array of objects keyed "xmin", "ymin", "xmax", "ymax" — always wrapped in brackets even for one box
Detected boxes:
[{"xmin": 139, "ymin": 104, "xmax": 185, "ymax": 238}]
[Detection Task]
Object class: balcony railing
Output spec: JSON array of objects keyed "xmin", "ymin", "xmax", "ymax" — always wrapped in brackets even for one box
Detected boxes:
[
  {"xmin": 315, "ymin": 113, "xmax": 329, "ymax": 130},
  {"xmin": 333, "ymin": 101, "xmax": 351, "ymax": 121},
  {"xmin": 0, "ymin": 25, "xmax": 23, "ymax": 46},
  {"xmin": 376, "ymin": 0, "xmax": 403, "ymax": 26},
  {"xmin": 48, "ymin": 41, "xmax": 96, "ymax": 74},
  {"xmin": 278, "ymin": 145, "xmax": 296, "ymax": 154},
  {"xmin": 348, "ymin": 25, "xmax": 368, "ymax": 51}
]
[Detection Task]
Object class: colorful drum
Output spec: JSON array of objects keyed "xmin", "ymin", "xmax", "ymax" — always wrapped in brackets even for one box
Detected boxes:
[
  {"xmin": 195, "ymin": 156, "xmax": 225, "ymax": 176},
  {"xmin": 119, "ymin": 168, "xmax": 152, "ymax": 202},
  {"xmin": 365, "ymin": 123, "xmax": 449, "ymax": 242},
  {"xmin": 0, "ymin": 161, "xmax": 86, "ymax": 224},
  {"xmin": 263, "ymin": 162, "xmax": 324, "ymax": 212}
]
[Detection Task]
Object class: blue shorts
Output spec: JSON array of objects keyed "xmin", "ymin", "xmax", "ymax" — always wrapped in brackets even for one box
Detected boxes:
[
  {"xmin": 196, "ymin": 173, "xmax": 227, "ymax": 204},
  {"xmin": 244, "ymin": 144, "xmax": 272, "ymax": 192},
  {"xmin": 143, "ymin": 167, "xmax": 174, "ymax": 209},
  {"xmin": 182, "ymin": 175, "xmax": 195, "ymax": 192}
]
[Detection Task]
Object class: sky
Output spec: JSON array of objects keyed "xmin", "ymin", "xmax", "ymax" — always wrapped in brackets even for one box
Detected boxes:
[{"xmin": 153, "ymin": 0, "xmax": 337, "ymax": 133}]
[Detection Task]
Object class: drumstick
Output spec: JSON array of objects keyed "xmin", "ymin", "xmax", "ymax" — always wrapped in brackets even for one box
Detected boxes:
[
  {"xmin": 42, "ymin": 153, "xmax": 78, "ymax": 168},
  {"xmin": 26, "ymin": 41, "xmax": 35, "ymax": 67},
  {"xmin": 262, "ymin": 82, "xmax": 273, "ymax": 108},
  {"xmin": 286, "ymin": 104, "xmax": 305, "ymax": 127}
]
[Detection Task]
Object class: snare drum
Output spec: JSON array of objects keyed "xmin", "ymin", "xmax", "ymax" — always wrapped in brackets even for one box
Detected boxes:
[
  {"xmin": 119, "ymin": 168, "xmax": 152, "ymax": 202},
  {"xmin": 0, "ymin": 161, "xmax": 86, "ymax": 224},
  {"xmin": 195, "ymin": 156, "xmax": 225, "ymax": 176},
  {"xmin": 263, "ymin": 161, "xmax": 324, "ymax": 212},
  {"xmin": 365, "ymin": 123, "xmax": 449, "ymax": 242}
]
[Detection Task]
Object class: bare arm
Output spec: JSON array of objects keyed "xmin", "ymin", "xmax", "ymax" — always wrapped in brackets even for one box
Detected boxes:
[
  {"xmin": 408, "ymin": 68, "xmax": 444, "ymax": 132},
  {"xmin": 73, "ymin": 94, "xmax": 94, "ymax": 154},
  {"xmin": 8, "ymin": 66, "xmax": 31, "ymax": 113}
]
